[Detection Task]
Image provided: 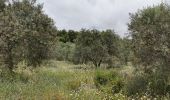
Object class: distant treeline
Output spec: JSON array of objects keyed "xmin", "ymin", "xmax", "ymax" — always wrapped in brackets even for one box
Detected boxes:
[{"xmin": 54, "ymin": 29, "xmax": 132, "ymax": 68}]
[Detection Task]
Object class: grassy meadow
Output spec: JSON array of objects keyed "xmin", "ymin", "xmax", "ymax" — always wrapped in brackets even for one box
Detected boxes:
[{"xmin": 0, "ymin": 61, "xmax": 133, "ymax": 100}]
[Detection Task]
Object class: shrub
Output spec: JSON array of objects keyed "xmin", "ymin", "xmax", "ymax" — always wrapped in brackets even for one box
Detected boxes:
[
  {"xmin": 125, "ymin": 73, "xmax": 148, "ymax": 96},
  {"xmin": 112, "ymin": 79, "xmax": 124, "ymax": 94},
  {"xmin": 94, "ymin": 70, "xmax": 124, "ymax": 94},
  {"xmin": 166, "ymin": 85, "xmax": 170, "ymax": 93},
  {"xmin": 94, "ymin": 70, "xmax": 110, "ymax": 87},
  {"xmin": 148, "ymin": 72, "xmax": 168, "ymax": 95},
  {"xmin": 125, "ymin": 71, "xmax": 169, "ymax": 96},
  {"xmin": 149, "ymin": 79, "xmax": 166, "ymax": 95}
]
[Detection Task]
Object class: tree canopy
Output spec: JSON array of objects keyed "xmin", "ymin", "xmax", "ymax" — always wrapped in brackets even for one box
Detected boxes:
[
  {"xmin": 74, "ymin": 29, "xmax": 120, "ymax": 68},
  {"xmin": 129, "ymin": 4, "xmax": 170, "ymax": 76},
  {"xmin": 0, "ymin": 0, "xmax": 57, "ymax": 71}
]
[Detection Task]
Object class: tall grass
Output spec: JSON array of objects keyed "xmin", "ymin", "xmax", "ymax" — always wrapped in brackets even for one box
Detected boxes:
[
  {"xmin": 0, "ymin": 61, "xmax": 109, "ymax": 100},
  {"xmin": 0, "ymin": 61, "xmax": 169, "ymax": 100}
]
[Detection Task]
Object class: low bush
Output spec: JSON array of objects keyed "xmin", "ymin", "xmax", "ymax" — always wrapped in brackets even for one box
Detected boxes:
[
  {"xmin": 149, "ymin": 78, "xmax": 166, "ymax": 95},
  {"xmin": 148, "ymin": 72, "xmax": 168, "ymax": 96},
  {"xmin": 125, "ymin": 71, "xmax": 170, "ymax": 97},
  {"xmin": 125, "ymin": 73, "xmax": 148, "ymax": 96},
  {"xmin": 94, "ymin": 70, "xmax": 124, "ymax": 94},
  {"xmin": 94, "ymin": 70, "xmax": 110, "ymax": 87},
  {"xmin": 166, "ymin": 85, "xmax": 170, "ymax": 93},
  {"xmin": 112, "ymin": 79, "xmax": 124, "ymax": 94}
]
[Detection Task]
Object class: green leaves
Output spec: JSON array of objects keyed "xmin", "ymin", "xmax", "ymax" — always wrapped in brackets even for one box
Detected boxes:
[
  {"xmin": 0, "ymin": 0, "xmax": 57, "ymax": 70},
  {"xmin": 129, "ymin": 4, "xmax": 170, "ymax": 74},
  {"xmin": 74, "ymin": 29, "xmax": 119, "ymax": 68}
]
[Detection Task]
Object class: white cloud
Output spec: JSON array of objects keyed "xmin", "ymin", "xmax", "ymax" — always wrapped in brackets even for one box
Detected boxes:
[{"xmin": 38, "ymin": 0, "xmax": 162, "ymax": 37}]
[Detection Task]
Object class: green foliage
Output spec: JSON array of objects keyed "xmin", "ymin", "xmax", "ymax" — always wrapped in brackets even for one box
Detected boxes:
[
  {"xmin": 148, "ymin": 71, "xmax": 168, "ymax": 95},
  {"xmin": 13, "ymin": 0, "xmax": 57, "ymax": 67},
  {"xmin": 125, "ymin": 73, "xmax": 148, "ymax": 96},
  {"xmin": 0, "ymin": 0, "xmax": 57, "ymax": 71},
  {"xmin": 74, "ymin": 29, "xmax": 120, "ymax": 68},
  {"xmin": 129, "ymin": 4, "xmax": 170, "ymax": 74},
  {"xmin": 57, "ymin": 29, "xmax": 68, "ymax": 43},
  {"xmin": 94, "ymin": 70, "xmax": 110, "ymax": 86},
  {"xmin": 67, "ymin": 30, "xmax": 78, "ymax": 43},
  {"xmin": 128, "ymin": 3, "xmax": 170, "ymax": 96},
  {"xmin": 118, "ymin": 38, "xmax": 133, "ymax": 65},
  {"xmin": 0, "ymin": 0, "xmax": 5, "ymax": 12},
  {"xmin": 51, "ymin": 42, "xmax": 75, "ymax": 61},
  {"xmin": 125, "ymin": 72, "xmax": 169, "ymax": 96},
  {"xmin": 94, "ymin": 70, "xmax": 124, "ymax": 94},
  {"xmin": 101, "ymin": 30, "xmax": 119, "ymax": 56},
  {"xmin": 0, "ymin": 1, "xmax": 24, "ymax": 71},
  {"xmin": 166, "ymin": 85, "xmax": 170, "ymax": 93},
  {"xmin": 57, "ymin": 29, "xmax": 78, "ymax": 43},
  {"xmin": 150, "ymin": 78, "xmax": 166, "ymax": 95},
  {"xmin": 74, "ymin": 29, "xmax": 106, "ymax": 66}
]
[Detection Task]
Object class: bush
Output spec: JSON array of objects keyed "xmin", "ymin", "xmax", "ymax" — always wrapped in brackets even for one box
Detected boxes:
[
  {"xmin": 125, "ymin": 71, "xmax": 169, "ymax": 96},
  {"xmin": 149, "ymin": 79, "xmax": 166, "ymax": 95},
  {"xmin": 94, "ymin": 70, "xmax": 124, "ymax": 94},
  {"xmin": 94, "ymin": 70, "xmax": 110, "ymax": 87},
  {"xmin": 148, "ymin": 72, "xmax": 168, "ymax": 95},
  {"xmin": 125, "ymin": 73, "xmax": 148, "ymax": 96},
  {"xmin": 166, "ymin": 85, "xmax": 170, "ymax": 93},
  {"xmin": 112, "ymin": 79, "xmax": 124, "ymax": 94}
]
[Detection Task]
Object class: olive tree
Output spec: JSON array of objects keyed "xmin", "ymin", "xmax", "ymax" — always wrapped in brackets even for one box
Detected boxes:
[
  {"xmin": 0, "ymin": 2, "xmax": 24, "ymax": 72},
  {"xmin": 12, "ymin": 0, "xmax": 57, "ymax": 67},
  {"xmin": 128, "ymin": 5, "xmax": 170, "ymax": 95},
  {"xmin": 129, "ymin": 4, "xmax": 170, "ymax": 75},
  {"xmin": 0, "ymin": 0, "xmax": 57, "ymax": 72},
  {"xmin": 74, "ymin": 29, "xmax": 119, "ymax": 68}
]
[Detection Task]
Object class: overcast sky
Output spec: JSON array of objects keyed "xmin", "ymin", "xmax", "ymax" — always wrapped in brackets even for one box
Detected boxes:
[{"xmin": 38, "ymin": 0, "xmax": 162, "ymax": 37}]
